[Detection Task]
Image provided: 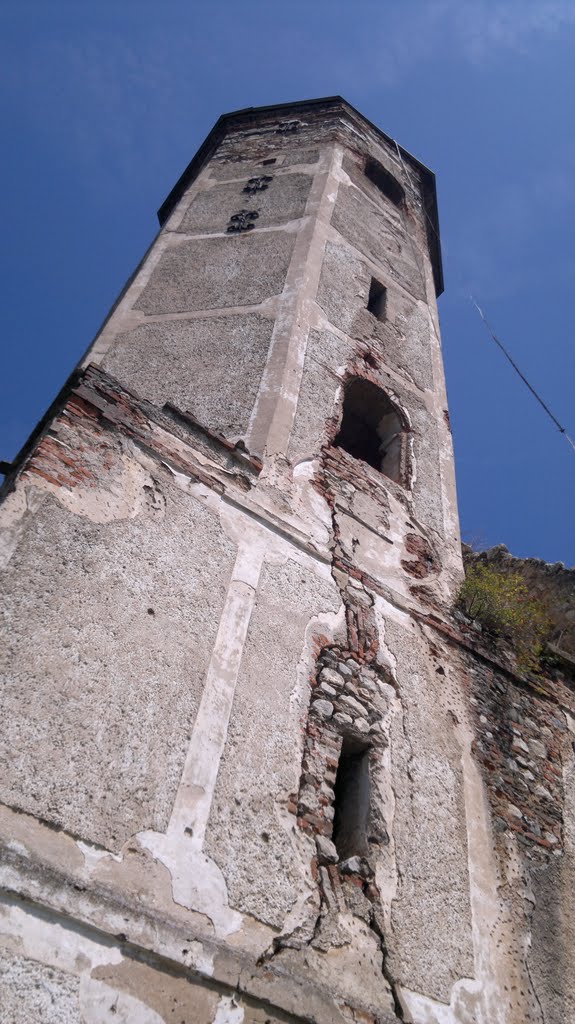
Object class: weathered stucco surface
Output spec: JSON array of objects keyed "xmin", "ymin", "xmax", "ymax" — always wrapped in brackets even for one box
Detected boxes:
[
  {"xmin": 384, "ymin": 616, "xmax": 474, "ymax": 1001},
  {"xmin": 528, "ymin": 730, "xmax": 575, "ymax": 1022},
  {"xmin": 102, "ymin": 314, "xmax": 275, "ymax": 437},
  {"xmin": 177, "ymin": 173, "xmax": 313, "ymax": 234},
  {"xmin": 208, "ymin": 148, "xmax": 320, "ymax": 180},
  {"xmin": 1, "ymin": 472, "xmax": 236, "ymax": 850},
  {"xmin": 205, "ymin": 557, "xmax": 340, "ymax": 927},
  {"xmin": 0, "ymin": 947, "xmax": 82, "ymax": 1024},
  {"xmin": 331, "ymin": 183, "xmax": 426, "ymax": 301},
  {"xmin": 316, "ymin": 240, "xmax": 434, "ymax": 389},
  {"xmin": 134, "ymin": 231, "xmax": 296, "ymax": 315},
  {"xmin": 1, "ymin": 97, "xmax": 572, "ymax": 1024},
  {"xmin": 287, "ymin": 327, "xmax": 349, "ymax": 461}
]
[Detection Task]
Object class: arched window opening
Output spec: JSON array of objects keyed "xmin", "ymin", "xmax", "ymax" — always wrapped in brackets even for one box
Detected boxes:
[
  {"xmin": 364, "ymin": 157, "xmax": 405, "ymax": 207},
  {"xmin": 334, "ymin": 378, "xmax": 406, "ymax": 484}
]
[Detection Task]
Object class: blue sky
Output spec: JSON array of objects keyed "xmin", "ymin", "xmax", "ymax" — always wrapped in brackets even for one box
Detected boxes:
[{"xmin": 1, "ymin": 0, "xmax": 574, "ymax": 564}]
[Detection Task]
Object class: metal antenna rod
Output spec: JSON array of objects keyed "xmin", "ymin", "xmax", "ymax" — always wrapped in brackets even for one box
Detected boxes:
[{"xmin": 470, "ymin": 296, "xmax": 575, "ymax": 456}]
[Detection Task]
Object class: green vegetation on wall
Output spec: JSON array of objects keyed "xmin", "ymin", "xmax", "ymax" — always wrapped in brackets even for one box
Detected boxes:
[{"xmin": 457, "ymin": 563, "xmax": 552, "ymax": 672}]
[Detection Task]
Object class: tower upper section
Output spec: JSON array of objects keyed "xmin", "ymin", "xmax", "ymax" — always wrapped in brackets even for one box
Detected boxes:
[
  {"xmin": 157, "ymin": 97, "xmax": 443, "ymax": 296},
  {"xmin": 83, "ymin": 96, "xmax": 458, "ymax": 587}
]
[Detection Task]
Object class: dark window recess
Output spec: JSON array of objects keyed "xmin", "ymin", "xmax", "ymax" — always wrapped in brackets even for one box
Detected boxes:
[
  {"xmin": 367, "ymin": 278, "xmax": 387, "ymax": 321},
  {"xmin": 262, "ymin": 157, "xmax": 277, "ymax": 165},
  {"xmin": 364, "ymin": 158, "xmax": 405, "ymax": 207},
  {"xmin": 334, "ymin": 377, "xmax": 405, "ymax": 483},
  {"xmin": 333, "ymin": 742, "xmax": 371, "ymax": 860}
]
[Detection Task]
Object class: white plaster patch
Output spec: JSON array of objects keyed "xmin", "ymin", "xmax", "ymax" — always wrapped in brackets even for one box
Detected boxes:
[
  {"xmin": 80, "ymin": 976, "xmax": 165, "ymax": 1024},
  {"xmin": 0, "ymin": 896, "xmax": 123, "ymax": 978},
  {"xmin": 373, "ymin": 594, "xmax": 412, "ymax": 675},
  {"xmin": 77, "ymin": 841, "xmax": 123, "ymax": 876},
  {"xmin": 24, "ymin": 451, "xmax": 160, "ymax": 526},
  {"xmin": 182, "ymin": 940, "xmax": 214, "ymax": 977},
  {"xmin": 4, "ymin": 840, "xmax": 30, "ymax": 859},
  {"xmin": 400, "ymin": 975, "xmax": 488, "ymax": 1023},
  {"xmin": 452, "ymin": 716, "xmax": 530, "ymax": 1023},
  {"xmin": 291, "ymin": 457, "xmax": 332, "ymax": 548},
  {"xmin": 399, "ymin": 987, "xmax": 454, "ymax": 1024},
  {"xmin": 373, "ymin": 691, "xmax": 402, "ymax": 932},
  {"xmin": 139, "ymin": 830, "xmax": 240, "ymax": 941},
  {"xmin": 212, "ymin": 994, "xmax": 245, "ymax": 1023},
  {"xmin": 399, "ymin": 982, "xmax": 482, "ymax": 1024}
]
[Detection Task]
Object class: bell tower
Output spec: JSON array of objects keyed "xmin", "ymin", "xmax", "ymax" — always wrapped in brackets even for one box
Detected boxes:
[{"xmin": 4, "ymin": 99, "xmax": 564, "ymax": 1024}]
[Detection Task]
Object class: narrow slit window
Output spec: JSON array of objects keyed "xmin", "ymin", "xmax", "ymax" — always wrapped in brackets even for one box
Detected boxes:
[
  {"xmin": 333, "ymin": 741, "xmax": 371, "ymax": 860},
  {"xmin": 364, "ymin": 157, "xmax": 405, "ymax": 207},
  {"xmin": 334, "ymin": 377, "xmax": 406, "ymax": 484},
  {"xmin": 262, "ymin": 157, "xmax": 277, "ymax": 165},
  {"xmin": 367, "ymin": 278, "xmax": 387, "ymax": 321}
]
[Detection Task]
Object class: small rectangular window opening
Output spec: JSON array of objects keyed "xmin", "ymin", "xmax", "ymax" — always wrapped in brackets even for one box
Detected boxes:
[
  {"xmin": 332, "ymin": 741, "xmax": 371, "ymax": 860},
  {"xmin": 262, "ymin": 157, "xmax": 277, "ymax": 165},
  {"xmin": 364, "ymin": 157, "xmax": 405, "ymax": 207},
  {"xmin": 367, "ymin": 278, "xmax": 387, "ymax": 321}
]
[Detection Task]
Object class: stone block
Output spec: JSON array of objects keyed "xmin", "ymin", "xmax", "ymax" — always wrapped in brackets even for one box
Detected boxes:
[
  {"xmin": 339, "ymin": 694, "xmax": 367, "ymax": 717},
  {"xmin": 319, "ymin": 682, "xmax": 337, "ymax": 697},
  {"xmin": 528, "ymin": 739, "xmax": 547, "ymax": 759},
  {"xmin": 312, "ymin": 699, "xmax": 334, "ymax": 719},
  {"xmin": 340, "ymin": 856, "xmax": 363, "ymax": 874},
  {"xmin": 320, "ymin": 667, "xmax": 343, "ymax": 689},
  {"xmin": 316, "ymin": 835, "xmax": 338, "ymax": 864},
  {"xmin": 333, "ymin": 712, "xmax": 353, "ymax": 727}
]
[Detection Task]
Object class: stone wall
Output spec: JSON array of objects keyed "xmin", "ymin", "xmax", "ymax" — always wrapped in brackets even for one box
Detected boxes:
[{"xmin": 1, "ymin": 98, "xmax": 573, "ymax": 1024}]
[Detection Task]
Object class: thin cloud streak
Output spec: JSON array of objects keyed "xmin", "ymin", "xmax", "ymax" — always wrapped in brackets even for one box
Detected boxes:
[{"xmin": 364, "ymin": 0, "xmax": 575, "ymax": 86}]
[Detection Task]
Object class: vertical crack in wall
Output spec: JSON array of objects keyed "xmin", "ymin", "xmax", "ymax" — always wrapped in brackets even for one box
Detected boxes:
[
  {"xmin": 524, "ymin": 946, "xmax": 546, "ymax": 1024},
  {"xmin": 289, "ymin": 641, "xmax": 404, "ymax": 1020},
  {"xmin": 264, "ymin": 432, "xmax": 409, "ymax": 1019}
]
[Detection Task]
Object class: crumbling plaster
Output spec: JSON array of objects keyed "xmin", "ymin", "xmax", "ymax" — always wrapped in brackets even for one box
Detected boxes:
[
  {"xmin": 0, "ymin": 894, "xmax": 300, "ymax": 1024},
  {"xmin": 77, "ymin": 114, "xmax": 457, "ymax": 583},
  {"xmin": 2, "ymin": 100, "xmax": 562, "ymax": 1024},
  {"xmin": 381, "ymin": 614, "xmax": 474, "ymax": 1002},
  {"xmin": 315, "ymin": 240, "xmax": 434, "ymax": 391},
  {"xmin": 0, "ymin": 358, "xmax": 477, "ymax": 1022}
]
